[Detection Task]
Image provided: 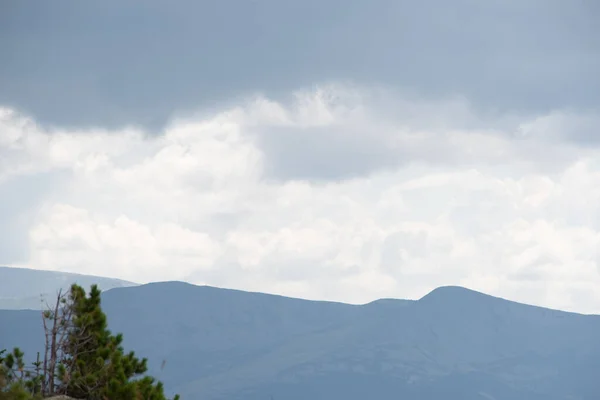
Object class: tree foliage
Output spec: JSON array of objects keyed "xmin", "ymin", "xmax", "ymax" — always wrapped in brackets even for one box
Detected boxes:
[{"xmin": 1, "ymin": 284, "xmax": 179, "ymax": 400}]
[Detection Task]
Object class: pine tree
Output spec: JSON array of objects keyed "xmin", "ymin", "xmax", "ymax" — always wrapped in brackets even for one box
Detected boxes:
[
  {"xmin": 2, "ymin": 284, "xmax": 179, "ymax": 400},
  {"xmin": 0, "ymin": 349, "xmax": 38, "ymax": 400},
  {"xmin": 56, "ymin": 284, "xmax": 179, "ymax": 400}
]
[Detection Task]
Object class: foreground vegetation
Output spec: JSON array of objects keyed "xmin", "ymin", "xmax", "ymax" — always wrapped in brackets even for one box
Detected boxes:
[{"xmin": 0, "ymin": 284, "xmax": 179, "ymax": 400}]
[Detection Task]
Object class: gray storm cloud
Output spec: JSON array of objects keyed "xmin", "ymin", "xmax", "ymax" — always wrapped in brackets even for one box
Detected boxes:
[{"xmin": 1, "ymin": 0, "xmax": 598, "ymax": 131}]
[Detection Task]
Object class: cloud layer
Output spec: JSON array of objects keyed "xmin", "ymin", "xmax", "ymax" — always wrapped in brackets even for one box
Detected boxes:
[
  {"xmin": 2, "ymin": 85, "xmax": 600, "ymax": 313},
  {"xmin": 1, "ymin": 0, "xmax": 598, "ymax": 130}
]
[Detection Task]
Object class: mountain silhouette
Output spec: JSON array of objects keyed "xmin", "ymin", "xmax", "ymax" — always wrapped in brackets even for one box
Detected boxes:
[{"xmin": 1, "ymin": 276, "xmax": 599, "ymax": 399}]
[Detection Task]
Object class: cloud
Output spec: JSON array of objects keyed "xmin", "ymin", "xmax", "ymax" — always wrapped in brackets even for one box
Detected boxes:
[
  {"xmin": 1, "ymin": 0, "xmax": 598, "ymax": 131},
  {"xmin": 1, "ymin": 85, "xmax": 600, "ymax": 314},
  {"xmin": 29, "ymin": 205, "xmax": 223, "ymax": 283}
]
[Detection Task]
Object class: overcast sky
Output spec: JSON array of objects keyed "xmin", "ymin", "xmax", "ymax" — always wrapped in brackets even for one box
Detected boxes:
[{"xmin": 1, "ymin": 0, "xmax": 600, "ymax": 313}]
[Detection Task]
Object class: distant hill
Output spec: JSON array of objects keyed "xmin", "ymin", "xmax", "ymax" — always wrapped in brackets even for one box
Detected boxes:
[
  {"xmin": 1, "ymin": 281, "xmax": 600, "ymax": 399},
  {"xmin": 0, "ymin": 266, "xmax": 136, "ymax": 310}
]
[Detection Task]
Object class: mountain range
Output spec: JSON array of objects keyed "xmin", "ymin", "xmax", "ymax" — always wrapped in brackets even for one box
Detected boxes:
[{"xmin": 1, "ymin": 267, "xmax": 599, "ymax": 399}]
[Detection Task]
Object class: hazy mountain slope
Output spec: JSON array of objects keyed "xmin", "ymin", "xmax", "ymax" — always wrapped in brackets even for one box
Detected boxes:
[
  {"xmin": 1, "ymin": 282, "xmax": 599, "ymax": 399},
  {"xmin": 0, "ymin": 266, "xmax": 136, "ymax": 310},
  {"xmin": 101, "ymin": 282, "xmax": 362, "ymax": 389},
  {"xmin": 0, "ymin": 308, "xmax": 43, "ymax": 358},
  {"xmin": 175, "ymin": 286, "xmax": 600, "ymax": 399}
]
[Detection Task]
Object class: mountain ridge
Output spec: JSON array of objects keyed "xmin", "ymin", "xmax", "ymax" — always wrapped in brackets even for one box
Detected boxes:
[
  {"xmin": 2, "ymin": 270, "xmax": 600, "ymax": 398},
  {"xmin": 0, "ymin": 266, "xmax": 137, "ymax": 310},
  {"xmin": 0, "ymin": 266, "xmax": 591, "ymax": 316}
]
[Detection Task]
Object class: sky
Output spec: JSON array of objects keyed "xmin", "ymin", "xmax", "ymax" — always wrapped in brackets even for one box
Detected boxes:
[{"xmin": 1, "ymin": 0, "xmax": 600, "ymax": 313}]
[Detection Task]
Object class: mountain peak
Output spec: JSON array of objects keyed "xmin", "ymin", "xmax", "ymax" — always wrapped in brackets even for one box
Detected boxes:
[
  {"xmin": 417, "ymin": 285, "xmax": 502, "ymax": 308},
  {"xmin": 416, "ymin": 285, "xmax": 569, "ymax": 316},
  {"xmin": 420, "ymin": 285, "xmax": 490, "ymax": 300}
]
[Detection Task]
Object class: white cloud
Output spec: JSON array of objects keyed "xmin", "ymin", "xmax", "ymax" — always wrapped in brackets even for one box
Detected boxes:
[
  {"xmin": 1, "ymin": 86, "xmax": 600, "ymax": 313},
  {"xmin": 28, "ymin": 204, "xmax": 223, "ymax": 283}
]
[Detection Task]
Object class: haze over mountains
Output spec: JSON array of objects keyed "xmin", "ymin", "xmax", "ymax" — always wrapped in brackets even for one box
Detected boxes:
[
  {"xmin": 0, "ymin": 266, "xmax": 135, "ymax": 310},
  {"xmin": 1, "ymin": 267, "xmax": 599, "ymax": 399}
]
